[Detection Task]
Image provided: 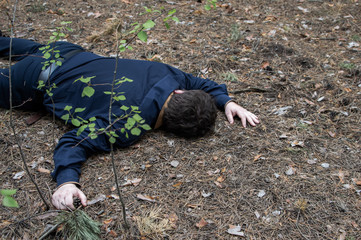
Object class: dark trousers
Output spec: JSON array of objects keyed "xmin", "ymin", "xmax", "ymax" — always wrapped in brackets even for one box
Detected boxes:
[{"xmin": 0, "ymin": 37, "xmax": 83, "ymax": 110}]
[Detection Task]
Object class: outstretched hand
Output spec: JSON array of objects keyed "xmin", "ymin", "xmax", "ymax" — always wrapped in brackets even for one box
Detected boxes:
[
  {"xmin": 52, "ymin": 183, "xmax": 87, "ymax": 210},
  {"xmin": 225, "ymin": 101, "xmax": 259, "ymax": 127}
]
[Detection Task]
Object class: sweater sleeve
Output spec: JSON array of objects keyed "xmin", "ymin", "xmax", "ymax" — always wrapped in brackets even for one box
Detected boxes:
[
  {"xmin": 51, "ymin": 118, "xmax": 147, "ymax": 186},
  {"xmin": 181, "ymin": 72, "xmax": 232, "ymax": 109}
]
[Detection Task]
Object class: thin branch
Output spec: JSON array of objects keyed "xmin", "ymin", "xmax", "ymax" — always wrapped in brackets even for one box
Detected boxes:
[
  {"xmin": 7, "ymin": 0, "xmax": 50, "ymax": 210},
  {"xmin": 109, "ymin": 22, "xmax": 129, "ymax": 229}
]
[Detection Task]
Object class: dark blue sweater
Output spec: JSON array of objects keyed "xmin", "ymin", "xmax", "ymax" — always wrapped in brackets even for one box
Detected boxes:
[{"xmin": 0, "ymin": 38, "xmax": 231, "ymax": 186}]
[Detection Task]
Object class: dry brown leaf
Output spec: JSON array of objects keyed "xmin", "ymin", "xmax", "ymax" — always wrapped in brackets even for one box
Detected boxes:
[
  {"xmin": 344, "ymin": 88, "xmax": 352, "ymax": 92},
  {"xmin": 187, "ymin": 204, "xmax": 199, "ymax": 208},
  {"xmin": 196, "ymin": 218, "xmax": 208, "ymax": 229},
  {"xmin": 253, "ymin": 154, "xmax": 262, "ymax": 162},
  {"xmin": 173, "ymin": 182, "xmax": 183, "ymax": 188},
  {"xmin": 122, "ymin": 178, "xmax": 142, "ymax": 187},
  {"xmin": 214, "ymin": 181, "xmax": 224, "ymax": 188},
  {"xmin": 108, "ymin": 230, "xmax": 117, "ymax": 237},
  {"xmin": 352, "ymin": 178, "xmax": 361, "ymax": 186},
  {"xmin": 304, "ymin": 98, "xmax": 315, "ymax": 105},
  {"xmin": 103, "ymin": 218, "xmax": 113, "ymax": 225},
  {"xmin": 189, "ymin": 39, "xmax": 197, "ymax": 44},
  {"xmin": 260, "ymin": 61, "xmax": 270, "ymax": 69},
  {"xmin": 37, "ymin": 167, "xmax": 50, "ymax": 174},
  {"xmin": 216, "ymin": 175, "xmax": 225, "ymax": 183},
  {"xmin": 136, "ymin": 194, "xmax": 156, "ymax": 202}
]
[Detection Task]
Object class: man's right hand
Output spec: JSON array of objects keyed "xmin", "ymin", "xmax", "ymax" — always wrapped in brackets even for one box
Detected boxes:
[{"xmin": 52, "ymin": 183, "xmax": 87, "ymax": 210}]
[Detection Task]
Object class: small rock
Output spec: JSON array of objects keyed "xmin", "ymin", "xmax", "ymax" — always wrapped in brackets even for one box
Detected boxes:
[
  {"xmin": 285, "ymin": 167, "xmax": 296, "ymax": 175},
  {"xmin": 321, "ymin": 163, "xmax": 330, "ymax": 168},
  {"xmin": 170, "ymin": 160, "xmax": 179, "ymax": 168},
  {"xmin": 257, "ymin": 190, "xmax": 266, "ymax": 198}
]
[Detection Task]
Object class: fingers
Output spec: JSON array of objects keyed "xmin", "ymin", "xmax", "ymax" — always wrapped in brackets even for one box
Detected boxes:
[
  {"xmin": 52, "ymin": 183, "xmax": 87, "ymax": 210},
  {"xmin": 75, "ymin": 190, "xmax": 88, "ymax": 207},
  {"xmin": 226, "ymin": 110, "xmax": 235, "ymax": 124}
]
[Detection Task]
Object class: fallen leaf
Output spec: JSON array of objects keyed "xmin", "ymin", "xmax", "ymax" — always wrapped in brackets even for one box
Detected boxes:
[
  {"xmin": 253, "ymin": 154, "xmax": 262, "ymax": 162},
  {"xmin": 103, "ymin": 218, "xmax": 113, "ymax": 225},
  {"xmin": 13, "ymin": 171, "xmax": 25, "ymax": 180},
  {"xmin": 121, "ymin": 178, "xmax": 142, "ymax": 187},
  {"xmin": 196, "ymin": 218, "xmax": 208, "ymax": 229},
  {"xmin": 352, "ymin": 178, "xmax": 361, "ymax": 186},
  {"xmin": 37, "ymin": 167, "xmax": 50, "ymax": 174},
  {"xmin": 304, "ymin": 98, "xmax": 315, "ymax": 105},
  {"xmin": 216, "ymin": 175, "xmax": 225, "ymax": 183},
  {"xmin": 290, "ymin": 140, "xmax": 304, "ymax": 147},
  {"xmin": 214, "ymin": 181, "xmax": 224, "ymax": 188},
  {"xmin": 189, "ymin": 39, "xmax": 197, "ymax": 44},
  {"xmin": 168, "ymin": 212, "xmax": 178, "ymax": 227},
  {"xmin": 34, "ymin": 211, "xmax": 59, "ymax": 220},
  {"xmin": 227, "ymin": 225, "xmax": 245, "ymax": 236},
  {"xmin": 87, "ymin": 194, "xmax": 106, "ymax": 205},
  {"xmin": 173, "ymin": 182, "xmax": 183, "ymax": 188},
  {"xmin": 260, "ymin": 61, "xmax": 270, "ymax": 69},
  {"xmin": 201, "ymin": 191, "xmax": 212, "ymax": 198},
  {"xmin": 328, "ymin": 131, "xmax": 336, "ymax": 138},
  {"xmin": 285, "ymin": 166, "xmax": 296, "ymax": 175},
  {"xmin": 136, "ymin": 194, "xmax": 156, "ymax": 202},
  {"xmin": 108, "ymin": 230, "xmax": 117, "ymax": 237},
  {"xmin": 187, "ymin": 204, "xmax": 199, "ymax": 208},
  {"xmin": 338, "ymin": 170, "xmax": 345, "ymax": 183},
  {"xmin": 108, "ymin": 194, "xmax": 119, "ymax": 199}
]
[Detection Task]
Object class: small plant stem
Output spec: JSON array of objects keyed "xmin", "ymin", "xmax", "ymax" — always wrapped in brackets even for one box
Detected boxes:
[
  {"xmin": 107, "ymin": 22, "xmax": 129, "ymax": 229},
  {"xmin": 7, "ymin": 0, "xmax": 50, "ymax": 210}
]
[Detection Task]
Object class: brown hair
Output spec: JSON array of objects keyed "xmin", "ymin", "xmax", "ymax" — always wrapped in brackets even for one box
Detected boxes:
[{"xmin": 162, "ymin": 90, "xmax": 217, "ymax": 138}]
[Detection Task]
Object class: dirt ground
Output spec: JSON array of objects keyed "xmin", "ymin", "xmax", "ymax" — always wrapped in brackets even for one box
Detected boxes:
[{"xmin": 0, "ymin": 0, "xmax": 360, "ymax": 239}]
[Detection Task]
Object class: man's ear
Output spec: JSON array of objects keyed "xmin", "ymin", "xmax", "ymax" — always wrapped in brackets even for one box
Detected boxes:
[{"xmin": 174, "ymin": 89, "xmax": 185, "ymax": 94}]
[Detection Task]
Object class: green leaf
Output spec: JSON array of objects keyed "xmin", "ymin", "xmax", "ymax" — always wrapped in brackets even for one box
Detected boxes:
[
  {"xmin": 75, "ymin": 107, "xmax": 86, "ymax": 113},
  {"xmin": 164, "ymin": 22, "xmax": 170, "ymax": 29},
  {"xmin": 168, "ymin": 9, "xmax": 176, "ymax": 15},
  {"xmin": 82, "ymin": 86, "xmax": 95, "ymax": 97},
  {"xmin": 43, "ymin": 52, "xmax": 51, "ymax": 59},
  {"xmin": 76, "ymin": 125, "xmax": 87, "ymax": 136},
  {"xmin": 0, "ymin": 189, "xmax": 17, "ymax": 196},
  {"xmin": 109, "ymin": 137, "xmax": 116, "ymax": 144},
  {"xmin": 125, "ymin": 118, "xmax": 136, "ymax": 130},
  {"xmin": 89, "ymin": 117, "xmax": 97, "ymax": 122},
  {"xmin": 205, "ymin": 5, "xmax": 211, "ymax": 11},
  {"xmin": 3, "ymin": 196, "xmax": 19, "ymax": 208},
  {"xmin": 131, "ymin": 127, "xmax": 141, "ymax": 136},
  {"xmin": 90, "ymin": 133, "xmax": 98, "ymax": 139},
  {"xmin": 56, "ymin": 61, "xmax": 62, "ymax": 66},
  {"xmin": 71, "ymin": 119, "xmax": 81, "ymax": 127},
  {"xmin": 141, "ymin": 124, "xmax": 151, "ymax": 130},
  {"xmin": 64, "ymin": 105, "xmax": 73, "ymax": 111},
  {"xmin": 137, "ymin": 31, "xmax": 148, "ymax": 42},
  {"xmin": 172, "ymin": 16, "xmax": 179, "ymax": 23},
  {"xmin": 61, "ymin": 114, "xmax": 70, "ymax": 122},
  {"xmin": 143, "ymin": 20, "xmax": 155, "ymax": 29},
  {"xmin": 132, "ymin": 114, "xmax": 143, "ymax": 122},
  {"xmin": 120, "ymin": 105, "xmax": 129, "ymax": 111}
]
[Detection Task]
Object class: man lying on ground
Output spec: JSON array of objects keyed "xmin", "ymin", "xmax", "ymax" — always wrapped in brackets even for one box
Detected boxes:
[{"xmin": 0, "ymin": 36, "xmax": 259, "ymax": 210}]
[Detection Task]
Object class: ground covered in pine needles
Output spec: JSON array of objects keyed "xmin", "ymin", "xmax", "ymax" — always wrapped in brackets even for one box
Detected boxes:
[{"xmin": 0, "ymin": 0, "xmax": 360, "ymax": 239}]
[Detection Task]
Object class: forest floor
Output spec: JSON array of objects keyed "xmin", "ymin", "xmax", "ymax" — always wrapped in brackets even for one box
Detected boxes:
[{"xmin": 0, "ymin": 0, "xmax": 360, "ymax": 239}]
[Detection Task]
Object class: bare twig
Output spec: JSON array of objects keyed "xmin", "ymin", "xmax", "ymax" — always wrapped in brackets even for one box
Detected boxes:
[{"xmin": 7, "ymin": 0, "xmax": 50, "ymax": 210}]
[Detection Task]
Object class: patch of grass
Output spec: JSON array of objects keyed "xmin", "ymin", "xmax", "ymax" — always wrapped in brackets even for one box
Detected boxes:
[
  {"xmin": 220, "ymin": 72, "xmax": 238, "ymax": 82},
  {"xmin": 229, "ymin": 24, "xmax": 242, "ymax": 41},
  {"xmin": 351, "ymin": 35, "xmax": 360, "ymax": 42},
  {"xmin": 133, "ymin": 207, "xmax": 172, "ymax": 239},
  {"xmin": 339, "ymin": 61, "xmax": 355, "ymax": 70},
  {"xmin": 26, "ymin": 3, "xmax": 46, "ymax": 13}
]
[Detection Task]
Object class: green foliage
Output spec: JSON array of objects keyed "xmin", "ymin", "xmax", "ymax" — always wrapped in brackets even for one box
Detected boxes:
[
  {"xmin": 1, "ymin": 189, "xmax": 19, "ymax": 208},
  {"xmin": 230, "ymin": 24, "xmax": 242, "ymax": 41},
  {"xmin": 339, "ymin": 61, "xmax": 355, "ymax": 70},
  {"xmin": 221, "ymin": 72, "xmax": 238, "ymax": 83},
  {"xmin": 119, "ymin": 7, "xmax": 178, "ymax": 52},
  {"xmin": 205, "ymin": 0, "xmax": 217, "ymax": 11},
  {"xmin": 56, "ymin": 209, "xmax": 101, "ymax": 240}
]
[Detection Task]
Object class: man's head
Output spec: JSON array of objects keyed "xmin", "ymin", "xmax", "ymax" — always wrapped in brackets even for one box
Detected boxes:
[{"xmin": 162, "ymin": 90, "xmax": 217, "ymax": 138}]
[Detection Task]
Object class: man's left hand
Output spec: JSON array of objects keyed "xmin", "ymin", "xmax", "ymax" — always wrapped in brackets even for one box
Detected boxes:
[{"xmin": 225, "ymin": 101, "xmax": 259, "ymax": 127}]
